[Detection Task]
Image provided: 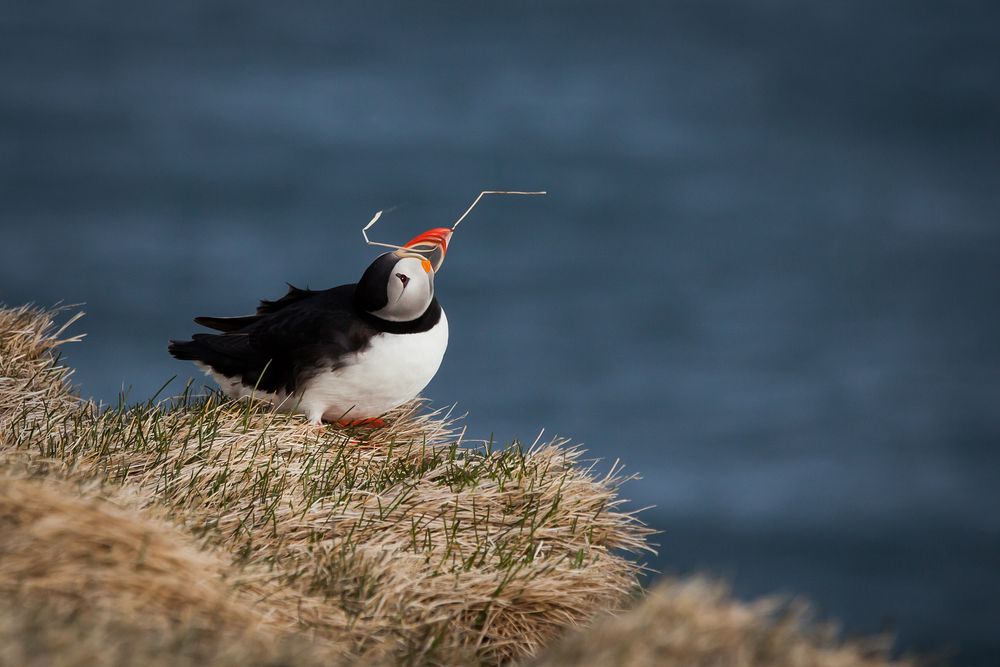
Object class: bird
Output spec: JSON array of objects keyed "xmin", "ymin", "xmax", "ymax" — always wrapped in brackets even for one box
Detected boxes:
[{"xmin": 168, "ymin": 227, "xmax": 452, "ymax": 427}]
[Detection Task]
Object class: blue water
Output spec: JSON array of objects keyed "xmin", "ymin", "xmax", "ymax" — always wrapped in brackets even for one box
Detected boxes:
[{"xmin": 2, "ymin": 2, "xmax": 999, "ymax": 664}]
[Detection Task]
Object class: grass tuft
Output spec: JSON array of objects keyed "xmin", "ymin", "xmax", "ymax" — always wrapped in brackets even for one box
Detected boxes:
[{"xmin": 531, "ymin": 577, "xmax": 913, "ymax": 667}]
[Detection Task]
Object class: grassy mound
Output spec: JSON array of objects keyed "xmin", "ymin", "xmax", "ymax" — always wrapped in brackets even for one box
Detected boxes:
[
  {"xmin": 0, "ymin": 305, "xmax": 650, "ymax": 665},
  {"xmin": 0, "ymin": 305, "xmax": 910, "ymax": 666}
]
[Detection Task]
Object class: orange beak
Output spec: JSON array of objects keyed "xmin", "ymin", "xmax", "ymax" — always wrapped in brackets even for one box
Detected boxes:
[{"xmin": 397, "ymin": 227, "xmax": 453, "ymax": 272}]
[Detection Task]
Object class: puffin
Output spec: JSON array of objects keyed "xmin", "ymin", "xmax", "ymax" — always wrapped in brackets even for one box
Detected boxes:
[{"xmin": 168, "ymin": 227, "xmax": 452, "ymax": 426}]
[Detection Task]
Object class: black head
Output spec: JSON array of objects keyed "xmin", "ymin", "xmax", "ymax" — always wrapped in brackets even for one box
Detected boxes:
[{"xmin": 354, "ymin": 252, "xmax": 436, "ymax": 322}]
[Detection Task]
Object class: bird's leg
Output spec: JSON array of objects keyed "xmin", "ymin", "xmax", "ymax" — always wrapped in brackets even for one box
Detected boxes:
[{"xmin": 304, "ymin": 406, "xmax": 328, "ymax": 433}]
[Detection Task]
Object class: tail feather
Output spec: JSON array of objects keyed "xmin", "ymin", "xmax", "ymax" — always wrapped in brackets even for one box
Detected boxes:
[
  {"xmin": 167, "ymin": 339, "xmax": 203, "ymax": 361},
  {"xmin": 167, "ymin": 340, "xmax": 195, "ymax": 361},
  {"xmin": 168, "ymin": 333, "xmax": 280, "ymax": 393}
]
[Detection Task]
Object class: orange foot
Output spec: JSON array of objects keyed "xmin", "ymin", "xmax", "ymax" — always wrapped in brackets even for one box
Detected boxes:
[{"xmin": 333, "ymin": 418, "xmax": 386, "ymax": 429}]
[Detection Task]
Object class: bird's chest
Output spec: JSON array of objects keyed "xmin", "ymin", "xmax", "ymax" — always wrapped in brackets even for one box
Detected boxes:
[
  {"xmin": 304, "ymin": 311, "xmax": 449, "ymax": 418},
  {"xmin": 351, "ymin": 317, "xmax": 449, "ymax": 389}
]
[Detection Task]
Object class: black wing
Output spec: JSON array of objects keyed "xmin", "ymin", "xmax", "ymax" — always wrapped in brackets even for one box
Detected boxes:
[
  {"xmin": 169, "ymin": 284, "xmax": 375, "ymax": 394},
  {"xmin": 255, "ymin": 284, "xmax": 314, "ymax": 315},
  {"xmin": 194, "ymin": 284, "xmax": 315, "ymax": 332}
]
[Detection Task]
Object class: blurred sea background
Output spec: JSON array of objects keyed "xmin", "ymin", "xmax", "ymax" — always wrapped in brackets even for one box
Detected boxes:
[{"xmin": 2, "ymin": 2, "xmax": 998, "ymax": 664}]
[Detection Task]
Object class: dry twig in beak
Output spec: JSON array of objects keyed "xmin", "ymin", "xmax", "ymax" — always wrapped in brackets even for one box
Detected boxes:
[{"xmin": 361, "ymin": 189, "xmax": 547, "ymax": 250}]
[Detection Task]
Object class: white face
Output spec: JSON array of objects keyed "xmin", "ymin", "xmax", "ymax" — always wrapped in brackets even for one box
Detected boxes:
[{"xmin": 369, "ymin": 256, "xmax": 435, "ymax": 322}]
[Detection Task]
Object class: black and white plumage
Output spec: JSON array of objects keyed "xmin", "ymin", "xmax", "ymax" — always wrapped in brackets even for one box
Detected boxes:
[{"xmin": 168, "ymin": 228, "xmax": 452, "ymax": 424}]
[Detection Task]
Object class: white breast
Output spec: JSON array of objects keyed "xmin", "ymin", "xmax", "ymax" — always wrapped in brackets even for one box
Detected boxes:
[{"xmin": 301, "ymin": 310, "xmax": 449, "ymax": 422}]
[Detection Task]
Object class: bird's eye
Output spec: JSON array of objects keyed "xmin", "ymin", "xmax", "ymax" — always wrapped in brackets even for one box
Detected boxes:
[{"xmin": 396, "ymin": 272, "xmax": 410, "ymax": 287}]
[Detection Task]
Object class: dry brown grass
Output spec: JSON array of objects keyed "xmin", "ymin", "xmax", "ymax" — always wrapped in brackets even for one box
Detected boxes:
[
  {"xmin": 0, "ymin": 304, "xmax": 912, "ymax": 666},
  {"xmin": 529, "ymin": 577, "xmax": 912, "ymax": 667},
  {"xmin": 0, "ymin": 473, "xmax": 348, "ymax": 667},
  {"xmin": 0, "ymin": 305, "xmax": 651, "ymax": 665}
]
